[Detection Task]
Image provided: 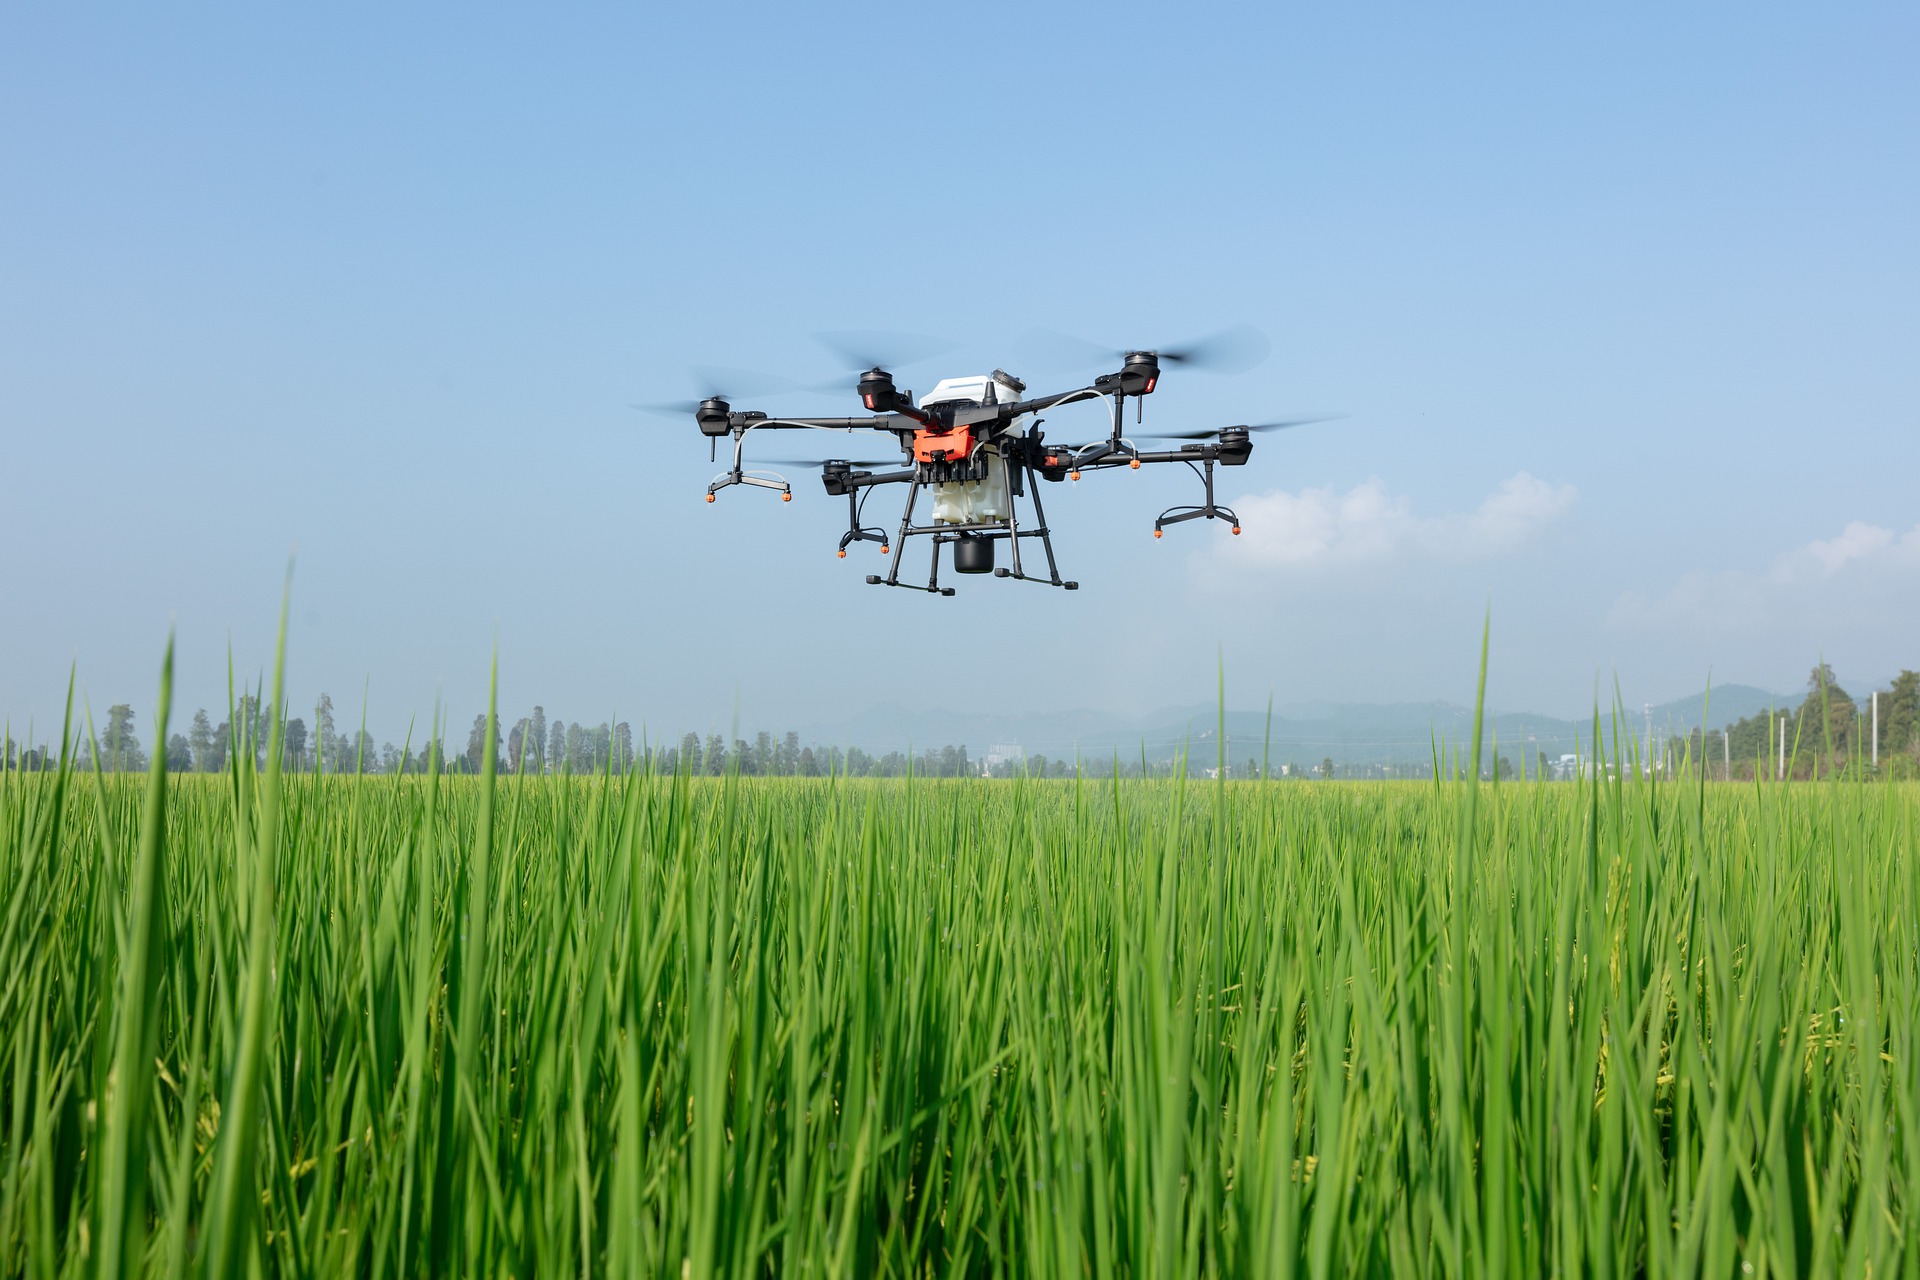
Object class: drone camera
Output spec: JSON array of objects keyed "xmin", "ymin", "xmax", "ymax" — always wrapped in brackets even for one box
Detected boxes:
[{"xmin": 696, "ymin": 397, "xmax": 732, "ymax": 437}]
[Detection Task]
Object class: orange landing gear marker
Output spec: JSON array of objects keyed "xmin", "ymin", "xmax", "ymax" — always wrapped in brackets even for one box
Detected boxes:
[
  {"xmin": 705, "ymin": 493, "xmax": 715, "ymax": 503},
  {"xmin": 1231, "ymin": 526, "xmax": 1242, "ymax": 535},
  {"xmin": 1153, "ymin": 529, "xmax": 1163, "ymax": 538},
  {"xmin": 781, "ymin": 492, "xmax": 791, "ymax": 502},
  {"xmin": 837, "ymin": 549, "xmax": 846, "ymax": 558},
  {"xmin": 1130, "ymin": 458, "xmax": 1141, "ymax": 469}
]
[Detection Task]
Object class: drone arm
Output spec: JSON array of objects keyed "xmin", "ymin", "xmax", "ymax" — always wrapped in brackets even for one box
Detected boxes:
[
  {"xmin": 729, "ymin": 415, "xmax": 916, "ymax": 432},
  {"xmin": 1005, "ymin": 386, "xmax": 1104, "ymax": 416},
  {"xmin": 842, "ymin": 467, "xmax": 915, "ymax": 489},
  {"xmin": 1057, "ymin": 443, "xmax": 1214, "ymax": 470},
  {"xmin": 1090, "ymin": 446, "xmax": 1213, "ymax": 467}
]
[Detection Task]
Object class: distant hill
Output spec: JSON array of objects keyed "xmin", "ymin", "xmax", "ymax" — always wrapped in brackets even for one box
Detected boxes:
[
  {"xmin": 808, "ymin": 682, "xmax": 1802, "ymax": 770},
  {"xmin": 1645, "ymin": 684, "xmax": 1794, "ymax": 733}
]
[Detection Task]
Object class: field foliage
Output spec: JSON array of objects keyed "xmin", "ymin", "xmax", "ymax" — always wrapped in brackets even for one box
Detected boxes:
[{"xmin": 0, "ymin": 662, "xmax": 1916, "ymax": 1276}]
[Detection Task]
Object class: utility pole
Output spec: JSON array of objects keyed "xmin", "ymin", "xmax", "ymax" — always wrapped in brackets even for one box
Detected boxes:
[
  {"xmin": 1644, "ymin": 703, "xmax": 1653, "ymax": 777},
  {"xmin": 1873, "ymin": 691, "xmax": 1880, "ymax": 768},
  {"xmin": 1724, "ymin": 724, "xmax": 1731, "ymax": 781},
  {"xmin": 1778, "ymin": 716, "xmax": 1787, "ymax": 781}
]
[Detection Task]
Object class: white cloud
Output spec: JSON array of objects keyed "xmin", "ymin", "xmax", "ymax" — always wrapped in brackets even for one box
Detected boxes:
[
  {"xmin": 1806, "ymin": 521, "xmax": 1894, "ymax": 574},
  {"xmin": 1610, "ymin": 520, "xmax": 1920, "ymax": 632},
  {"xmin": 1215, "ymin": 472, "xmax": 1576, "ymax": 571}
]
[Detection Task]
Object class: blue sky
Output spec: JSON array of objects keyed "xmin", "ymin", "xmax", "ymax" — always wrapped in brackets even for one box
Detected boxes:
[{"xmin": 2, "ymin": 3, "xmax": 1915, "ymax": 747}]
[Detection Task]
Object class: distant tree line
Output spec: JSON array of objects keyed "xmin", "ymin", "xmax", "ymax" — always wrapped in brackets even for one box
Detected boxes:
[
  {"xmin": 1681, "ymin": 663, "xmax": 1920, "ymax": 780},
  {"xmin": 3, "ymin": 695, "xmax": 636, "ymax": 778},
  {"xmin": 16, "ymin": 661, "xmax": 1916, "ymax": 781},
  {"xmin": 651, "ymin": 732, "xmax": 982, "ymax": 779}
]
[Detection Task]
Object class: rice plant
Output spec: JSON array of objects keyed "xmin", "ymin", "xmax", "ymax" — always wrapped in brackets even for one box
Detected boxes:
[{"xmin": 0, "ymin": 644, "xmax": 1914, "ymax": 1275}]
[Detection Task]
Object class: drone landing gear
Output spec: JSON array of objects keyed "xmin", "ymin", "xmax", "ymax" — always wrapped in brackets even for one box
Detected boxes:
[
  {"xmin": 992, "ymin": 567, "xmax": 1078, "ymax": 589},
  {"xmin": 1153, "ymin": 457, "xmax": 1241, "ymax": 537},
  {"xmin": 866, "ymin": 575, "xmax": 955, "ymax": 597},
  {"xmin": 865, "ymin": 460, "xmax": 1076, "ymax": 596}
]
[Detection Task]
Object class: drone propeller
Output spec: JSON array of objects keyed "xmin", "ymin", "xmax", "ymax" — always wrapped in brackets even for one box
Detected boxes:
[
  {"xmin": 1153, "ymin": 324, "xmax": 1272, "ymax": 372},
  {"xmin": 633, "ymin": 399, "xmax": 708, "ymax": 419},
  {"xmin": 632, "ymin": 365, "xmax": 818, "ymax": 418},
  {"xmin": 756, "ymin": 456, "xmax": 903, "ymax": 468},
  {"xmin": 1142, "ymin": 413, "xmax": 1346, "ymax": 441},
  {"xmin": 812, "ymin": 330, "xmax": 959, "ymax": 374},
  {"xmin": 1019, "ymin": 323, "xmax": 1272, "ymax": 376}
]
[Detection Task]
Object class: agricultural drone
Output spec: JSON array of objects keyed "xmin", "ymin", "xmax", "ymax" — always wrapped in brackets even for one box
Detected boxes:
[{"xmin": 660, "ymin": 327, "xmax": 1334, "ymax": 595}]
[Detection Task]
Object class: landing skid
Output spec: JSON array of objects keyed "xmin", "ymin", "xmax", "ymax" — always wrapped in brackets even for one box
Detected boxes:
[{"xmin": 866, "ymin": 458, "xmax": 1077, "ymax": 596}]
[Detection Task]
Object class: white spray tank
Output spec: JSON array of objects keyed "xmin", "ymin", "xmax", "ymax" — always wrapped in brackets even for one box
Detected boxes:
[{"xmin": 920, "ymin": 370, "xmax": 1026, "ymax": 525}]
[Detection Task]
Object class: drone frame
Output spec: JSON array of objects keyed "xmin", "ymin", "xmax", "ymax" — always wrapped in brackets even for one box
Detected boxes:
[{"xmin": 691, "ymin": 351, "xmax": 1255, "ymax": 595}]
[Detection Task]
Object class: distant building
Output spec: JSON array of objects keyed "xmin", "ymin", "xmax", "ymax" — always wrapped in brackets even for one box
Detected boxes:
[{"xmin": 983, "ymin": 743, "xmax": 1022, "ymax": 774}]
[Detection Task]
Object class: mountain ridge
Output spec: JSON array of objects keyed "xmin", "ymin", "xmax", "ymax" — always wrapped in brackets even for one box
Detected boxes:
[{"xmin": 802, "ymin": 682, "xmax": 1820, "ymax": 765}]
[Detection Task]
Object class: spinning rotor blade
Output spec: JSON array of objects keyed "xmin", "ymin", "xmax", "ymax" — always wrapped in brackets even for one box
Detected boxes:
[
  {"xmin": 812, "ymin": 330, "xmax": 959, "ymax": 374},
  {"xmin": 1142, "ymin": 413, "xmax": 1346, "ymax": 441},
  {"xmin": 1014, "ymin": 328, "xmax": 1115, "ymax": 374},
  {"xmin": 1154, "ymin": 324, "xmax": 1271, "ymax": 373},
  {"xmin": 688, "ymin": 364, "xmax": 811, "ymax": 399},
  {"xmin": 757, "ymin": 455, "xmax": 903, "ymax": 467},
  {"xmin": 632, "ymin": 364, "xmax": 815, "ymax": 418},
  {"xmin": 1017, "ymin": 323, "xmax": 1271, "ymax": 375},
  {"xmin": 633, "ymin": 399, "xmax": 708, "ymax": 419}
]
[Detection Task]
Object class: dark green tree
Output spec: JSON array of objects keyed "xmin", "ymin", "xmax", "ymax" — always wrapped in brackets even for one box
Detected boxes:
[
  {"xmin": 313, "ymin": 693, "xmax": 336, "ymax": 772},
  {"xmin": 101, "ymin": 705, "xmax": 145, "ymax": 772},
  {"xmin": 464, "ymin": 714, "xmax": 500, "ymax": 774},
  {"xmin": 528, "ymin": 706, "xmax": 547, "ymax": 772},
  {"xmin": 188, "ymin": 709, "xmax": 218, "ymax": 772},
  {"xmin": 1798, "ymin": 663, "xmax": 1858, "ymax": 775},
  {"xmin": 1883, "ymin": 671, "xmax": 1919, "ymax": 761}
]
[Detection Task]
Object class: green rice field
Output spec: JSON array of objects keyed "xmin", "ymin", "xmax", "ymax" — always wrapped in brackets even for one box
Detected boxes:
[{"xmin": 1, "ymin": 651, "xmax": 1916, "ymax": 1276}]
